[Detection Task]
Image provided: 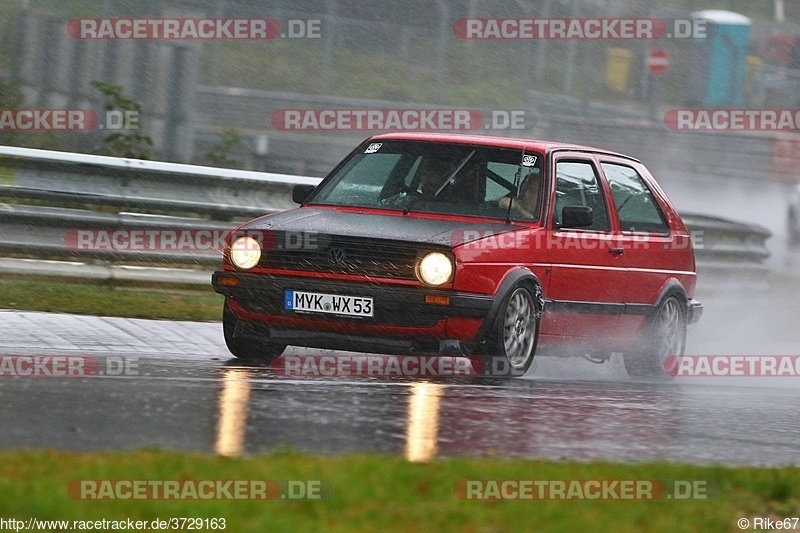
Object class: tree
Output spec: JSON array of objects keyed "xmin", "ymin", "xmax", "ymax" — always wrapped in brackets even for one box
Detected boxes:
[
  {"xmin": 0, "ymin": 79, "xmax": 64, "ymax": 150},
  {"xmin": 91, "ymin": 81, "xmax": 153, "ymax": 159},
  {"xmin": 205, "ymin": 127, "xmax": 242, "ymax": 168}
]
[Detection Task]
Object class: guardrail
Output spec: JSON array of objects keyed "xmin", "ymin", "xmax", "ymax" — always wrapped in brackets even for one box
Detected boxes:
[
  {"xmin": 0, "ymin": 146, "xmax": 771, "ymax": 288},
  {"xmin": 0, "ymin": 203, "xmax": 229, "ymax": 265},
  {"xmin": 0, "ymin": 146, "xmax": 321, "ymax": 220},
  {"xmin": 681, "ymin": 213, "xmax": 772, "ymax": 291}
]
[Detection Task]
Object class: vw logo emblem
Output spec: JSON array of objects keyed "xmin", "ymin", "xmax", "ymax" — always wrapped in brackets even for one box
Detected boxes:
[{"xmin": 328, "ymin": 247, "xmax": 346, "ymax": 265}]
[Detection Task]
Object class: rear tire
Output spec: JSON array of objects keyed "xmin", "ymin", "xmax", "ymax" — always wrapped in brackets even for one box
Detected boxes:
[
  {"xmin": 475, "ymin": 285, "xmax": 540, "ymax": 377},
  {"xmin": 624, "ymin": 296, "xmax": 687, "ymax": 381},
  {"xmin": 223, "ymin": 300, "xmax": 286, "ymax": 362}
]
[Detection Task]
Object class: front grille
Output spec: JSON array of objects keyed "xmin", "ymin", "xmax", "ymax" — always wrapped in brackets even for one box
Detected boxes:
[{"xmin": 260, "ymin": 234, "xmax": 420, "ymax": 279}]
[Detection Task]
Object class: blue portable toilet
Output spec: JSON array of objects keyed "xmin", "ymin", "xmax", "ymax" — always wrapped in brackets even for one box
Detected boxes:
[{"xmin": 688, "ymin": 10, "xmax": 752, "ymax": 106}]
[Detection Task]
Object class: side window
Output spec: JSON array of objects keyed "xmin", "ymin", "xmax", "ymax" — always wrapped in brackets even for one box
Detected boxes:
[
  {"xmin": 601, "ymin": 163, "xmax": 669, "ymax": 233},
  {"xmin": 554, "ymin": 161, "xmax": 610, "ymax": 231}
]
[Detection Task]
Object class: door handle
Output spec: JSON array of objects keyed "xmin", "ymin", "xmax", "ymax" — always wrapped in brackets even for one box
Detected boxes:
[{"xmin": 608, "ymin": 248, "xmax": 625, "ymax": 257}]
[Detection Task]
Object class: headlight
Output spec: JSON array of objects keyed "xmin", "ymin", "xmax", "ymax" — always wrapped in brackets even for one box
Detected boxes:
[
  {"xmin": 417, "ymin": 252, "xmax": 453, "ymax": 286},
  {"xmin": 229, "ymin": 236, "xmax": 261, "ymax": 270}
]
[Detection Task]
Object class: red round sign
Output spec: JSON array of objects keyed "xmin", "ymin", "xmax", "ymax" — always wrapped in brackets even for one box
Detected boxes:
[{"xmin": 646, "ymin": 49, "xmax": 669, "ymax": 75}]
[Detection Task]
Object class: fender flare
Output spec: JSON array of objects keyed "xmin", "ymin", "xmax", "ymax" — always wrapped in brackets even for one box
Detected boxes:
[
  {"xmin": 651, "ymin": 279, "xmax": 688, "ymax": 320},
  {"xmin": 474, "ymin": 267, "xmax": 544, "ymax": 343}
]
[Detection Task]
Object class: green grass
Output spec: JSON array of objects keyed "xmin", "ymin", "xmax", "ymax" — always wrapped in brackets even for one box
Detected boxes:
[
  {"xmin": 0, "ymin": 450, "xmax": 799, "ymax": 532},
  {"xmin": 0, "ymin": 277, "xmax": 223, "ymax": 321}
]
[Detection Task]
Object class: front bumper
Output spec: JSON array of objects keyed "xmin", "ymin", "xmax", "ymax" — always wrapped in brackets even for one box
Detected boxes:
[
  {"xmin": 212, "ymin": 271, "xmax": 493, "ymax": 346},
  {"xmin": 687, "ymin": 299, "xmax": 703, "ymax": 324}
]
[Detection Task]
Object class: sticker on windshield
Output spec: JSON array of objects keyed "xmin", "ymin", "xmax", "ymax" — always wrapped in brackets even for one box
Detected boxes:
[
  {"xmin": 365, "ymin": 143, "xmax": 383, "ymax": 154},
  {"xmin": 522, "ymin": 155, "xmax": 537, "ymax": 167}
]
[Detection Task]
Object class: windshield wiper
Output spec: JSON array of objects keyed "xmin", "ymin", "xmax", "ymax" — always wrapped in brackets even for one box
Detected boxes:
[{"xmin": 402, "ymin": 150, "xmax": 475, "ymax": 215}]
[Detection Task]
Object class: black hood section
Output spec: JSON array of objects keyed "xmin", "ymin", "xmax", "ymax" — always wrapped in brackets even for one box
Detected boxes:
[{"xmin": 242, "ymin": 208, "xmax": 523, "ymax": 247}]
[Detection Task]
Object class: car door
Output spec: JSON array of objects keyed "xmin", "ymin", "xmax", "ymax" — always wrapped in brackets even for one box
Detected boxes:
[
  {"xmin": 540, "ymin": 155, "xmax": 628, "ymax": 339},
  {"xmin": 597, "ymin": 158, "xmax": 693, "ymax": 338}
]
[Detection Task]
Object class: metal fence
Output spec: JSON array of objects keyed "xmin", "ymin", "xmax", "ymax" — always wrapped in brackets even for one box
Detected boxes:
[
  {"xmin": 191, "ymin": 86, "xmax": 800, "ymax": 183},
  {"xmin": 6, "ymin": 0, "xmax": 800, "ymax": 166}
]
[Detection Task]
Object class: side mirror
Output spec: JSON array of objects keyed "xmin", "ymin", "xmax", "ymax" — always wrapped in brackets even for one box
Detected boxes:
[
  {"xmin": 292, "ymin": 184, "xmax": 316, "ymax": 204},
  {"xmin": 561, "ymin": 206, "xmax": 593, "ymax": 228}
]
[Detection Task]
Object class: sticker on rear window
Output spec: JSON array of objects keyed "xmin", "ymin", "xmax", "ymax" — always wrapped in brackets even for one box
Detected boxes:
[
  {"xmin": 522, "ymin": 155, "xmax": 537, "ymax": 167},
  {"xmin": 365, "ymin": 143, "xmax": 383, "ymax": 154}
]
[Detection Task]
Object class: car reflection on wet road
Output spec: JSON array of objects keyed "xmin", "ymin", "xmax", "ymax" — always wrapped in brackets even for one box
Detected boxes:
[{"xmin": 208, "ymin": 361, "xmax": 800, "ymax": 466}]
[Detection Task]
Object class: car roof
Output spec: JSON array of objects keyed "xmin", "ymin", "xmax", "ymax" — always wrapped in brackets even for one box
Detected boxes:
[{"xmin": 368, "ymin": 132, "xmax": 640, "ymax": 162}]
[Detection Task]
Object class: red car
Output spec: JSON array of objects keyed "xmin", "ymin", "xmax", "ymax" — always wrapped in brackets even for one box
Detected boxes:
[{"xmin": 212, "ymin": 133, "xmax": 702, "ymax": 379}]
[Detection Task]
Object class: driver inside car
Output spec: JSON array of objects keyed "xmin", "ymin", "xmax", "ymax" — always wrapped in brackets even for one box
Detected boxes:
[
  {"xmin": 381, "ymin": 157, "xmax": 454, "ymax": 206},
  {"xmin": 498, "ymin": 169, "xmax": 541, "ymax": 220},
  {"xmin": 418, "ymin": 157, "xmax": 453, "ymax": 198}
]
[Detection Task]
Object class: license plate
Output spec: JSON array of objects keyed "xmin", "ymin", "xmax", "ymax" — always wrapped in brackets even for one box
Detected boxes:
[{"xmin": 285, "ymin": 290, "xmax": 374, "ymax": 317}]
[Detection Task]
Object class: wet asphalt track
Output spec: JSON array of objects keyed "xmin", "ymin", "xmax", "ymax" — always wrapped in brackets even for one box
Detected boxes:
[
  {"xmin": 2, "ymin": 173, "xmax": 799, "ymax": 465},
  {"xmin": 1, "ymin": 277, "xmax": 799, "ymax": 466}
]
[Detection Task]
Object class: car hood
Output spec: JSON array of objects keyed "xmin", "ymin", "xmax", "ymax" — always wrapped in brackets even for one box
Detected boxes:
[{"xmin": 241, "ymin": 207, "xmax": 525, "ymax": 247}]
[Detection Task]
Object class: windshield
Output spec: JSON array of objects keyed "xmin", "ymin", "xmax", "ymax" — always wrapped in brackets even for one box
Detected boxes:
[{"xmin": 309, "ymin": 141, "xmax": 544, "ymax": 222}]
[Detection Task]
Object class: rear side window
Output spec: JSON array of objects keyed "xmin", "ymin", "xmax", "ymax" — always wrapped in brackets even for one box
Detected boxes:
[
  {"xmin": 554, "ymin": 161, "xmax": 610, "ymax": 231},
  {"xmin": 601, "ymin": 163, "xmax": 669, "ymax": 233}
]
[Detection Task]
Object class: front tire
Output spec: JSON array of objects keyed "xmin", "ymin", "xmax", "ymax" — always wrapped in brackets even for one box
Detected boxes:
[
  {"xmin": 223, "ymin": 301, "xmax": 286, "ymax": 362},
  {"xmin": 476, "ymin": 285, "xmax": 540, "ymax": 377},
  {"xmin": 624, "ymin": 296, "xmax": 687, "ymax": 381}
]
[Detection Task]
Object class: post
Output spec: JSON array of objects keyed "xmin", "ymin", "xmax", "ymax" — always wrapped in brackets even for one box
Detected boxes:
[
  {"xmin": 320, "ymin": 0, "xmax": 338, "ymax": 94},
  {"xmin": 210, "ymin": 0, "xmax": 225, "ymax": 86},
  {"xmin": 533, "ymin": 0, "xmax": 553, "ymax": 82},
  {"xmin": 434, "ymin": 0, "xmax": 450, "ymax": 90},
  {"xmin": 562, "ymin": 0, "xmax": 580, "ymax": 95}
]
